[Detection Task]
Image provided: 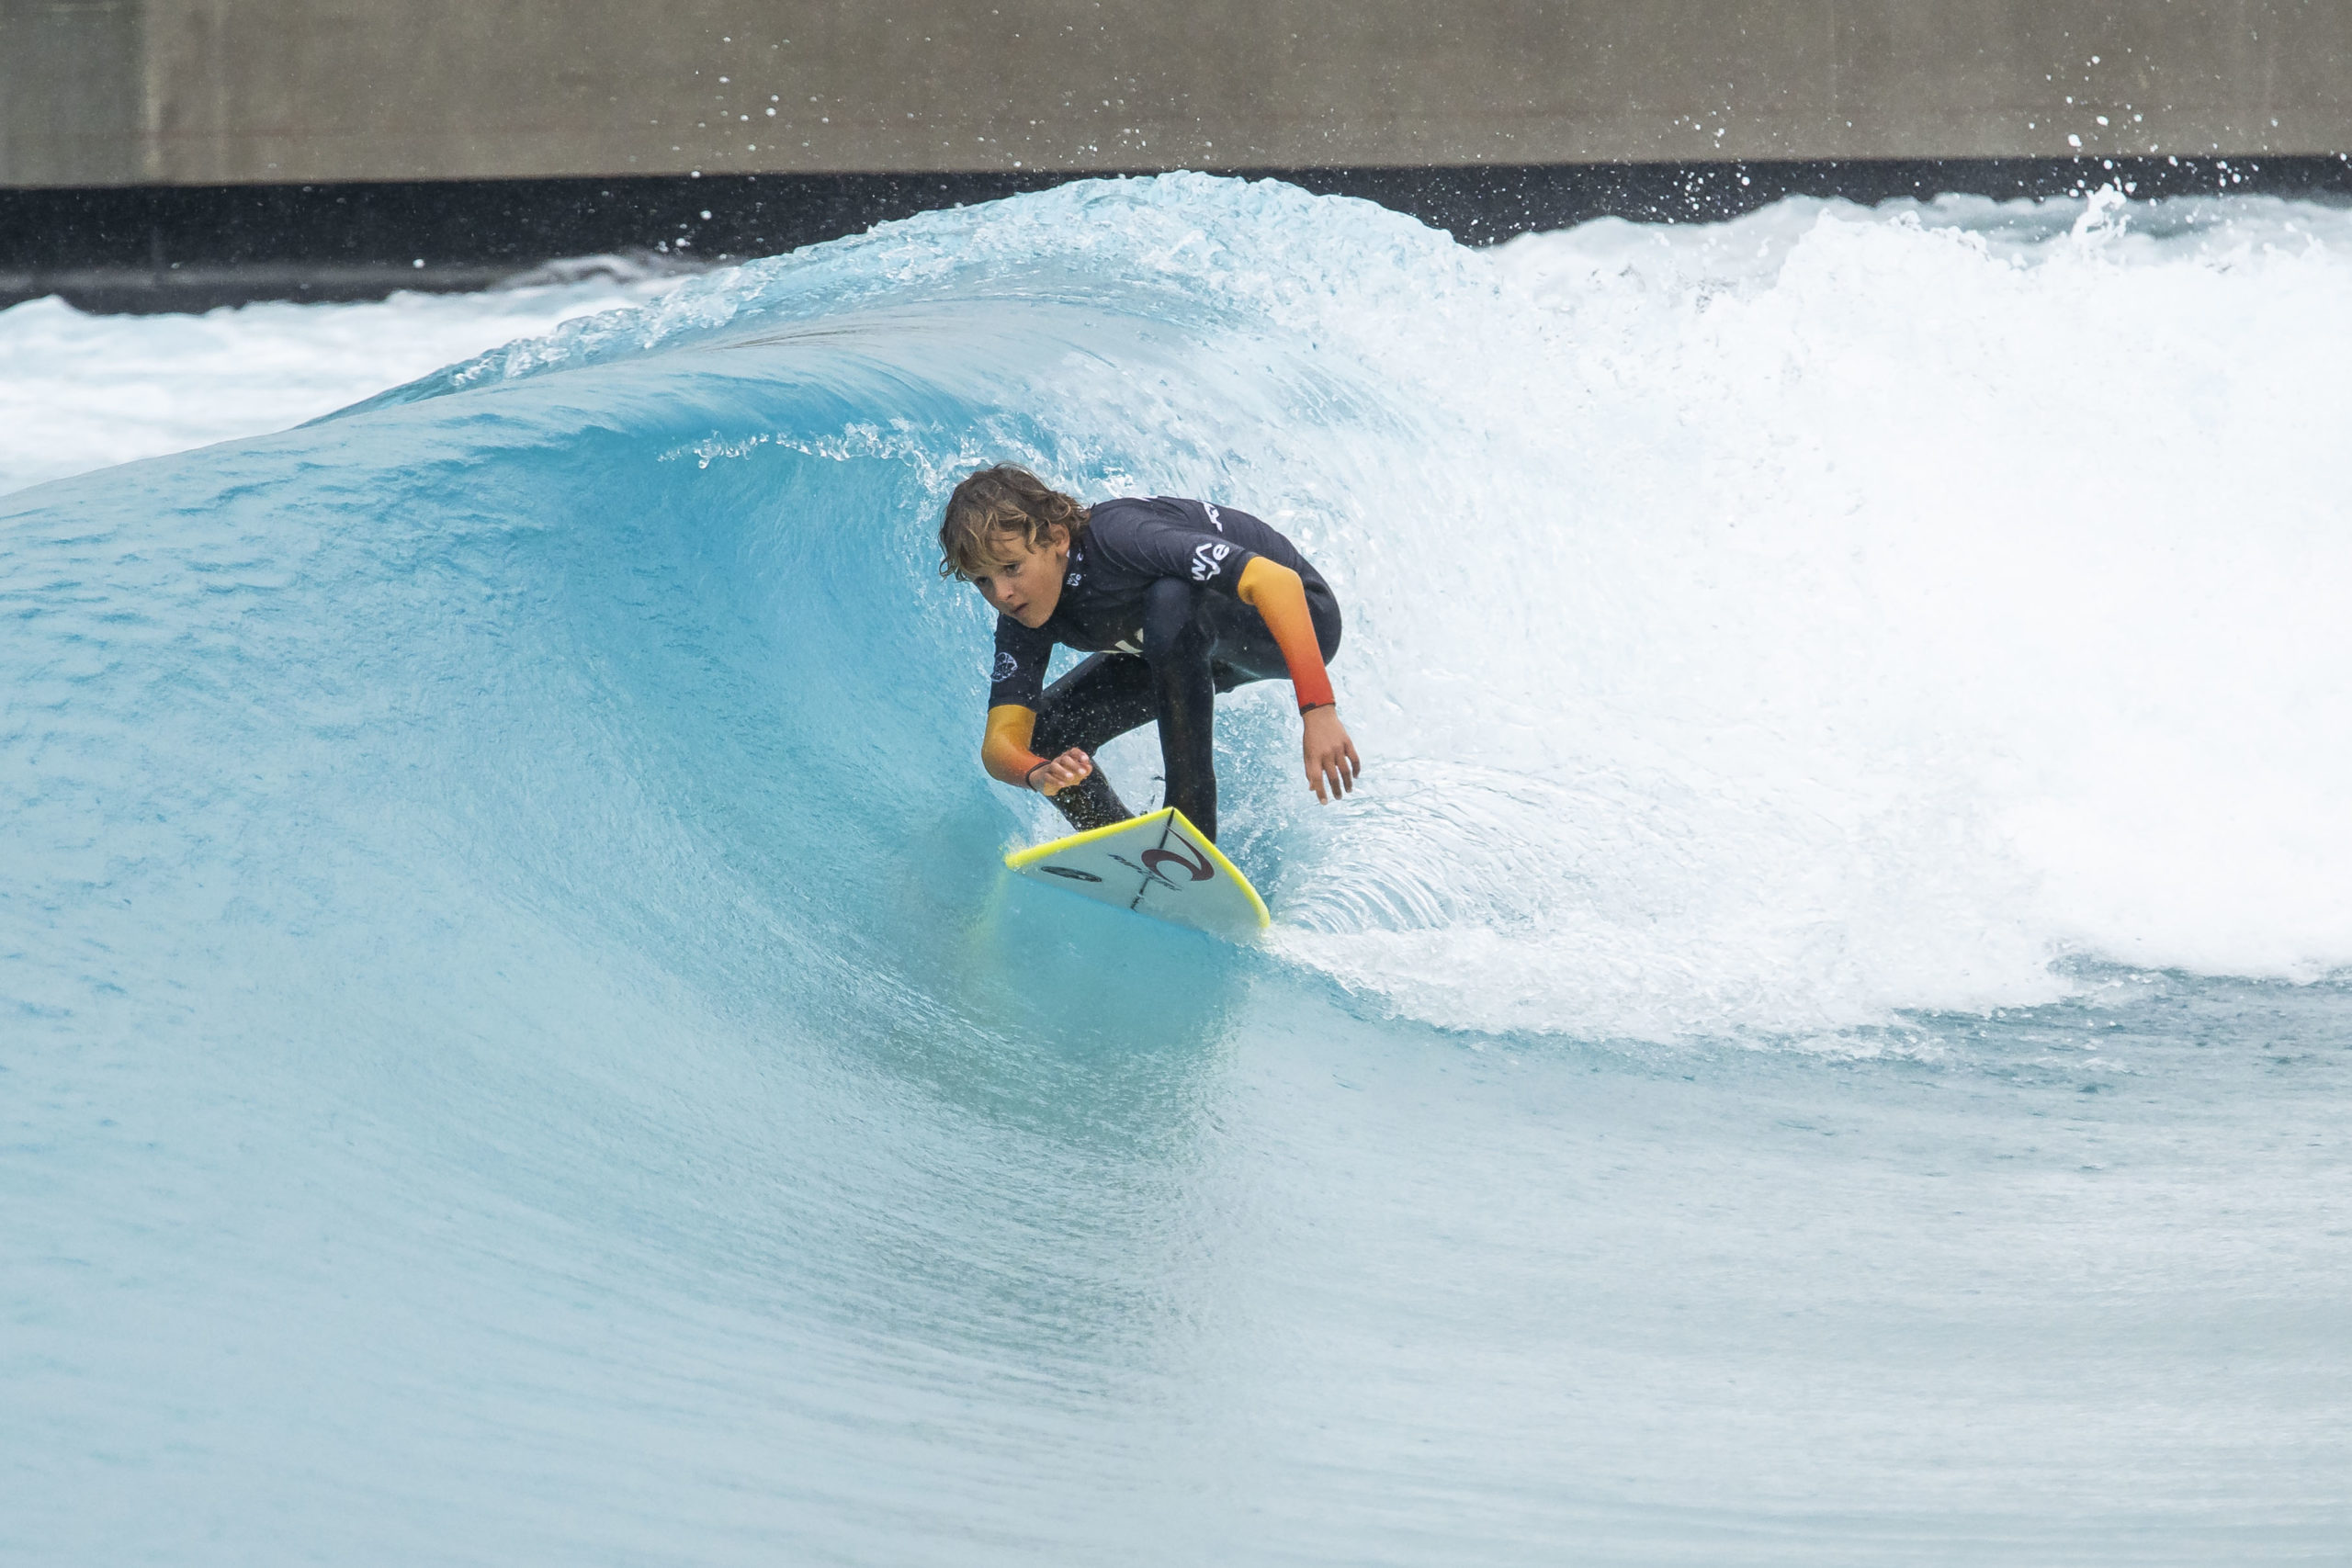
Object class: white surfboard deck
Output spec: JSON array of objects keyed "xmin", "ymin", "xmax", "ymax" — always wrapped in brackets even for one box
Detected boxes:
[{"xmin": 1005, "ymin": 807, "xmax": 1271, "ymax": 941}]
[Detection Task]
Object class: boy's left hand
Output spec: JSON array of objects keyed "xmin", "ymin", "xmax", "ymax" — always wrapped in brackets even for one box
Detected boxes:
[{"xmin": 1302, "ymin": 707, "xmax": 1361, "ymax": 804}]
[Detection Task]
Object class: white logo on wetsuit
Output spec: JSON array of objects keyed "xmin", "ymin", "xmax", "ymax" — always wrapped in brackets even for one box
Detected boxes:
[
  {"xmin": 991, "ymin": 651, "xmax": 1020, "ymax": 681},
  {"xmin": 1204, "ymin": 503, "xmax": 1225, "ymax": 532},
  {"xmin": 1065, "ymin": 571, "xmax": 1081, "ymax": 586},
  {"xmin": 1190, "ymin": 540, "xmax": 1232, "ymax": 581}
]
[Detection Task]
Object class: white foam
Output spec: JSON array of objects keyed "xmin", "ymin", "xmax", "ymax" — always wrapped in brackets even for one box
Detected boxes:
[
  {"xmin": 1230, "ymin": 191, "xmax": 2352, "ymax": 1036},
  {"xmin": 0, "ymin": 272, "xmax": 688, "ymax": 496}
]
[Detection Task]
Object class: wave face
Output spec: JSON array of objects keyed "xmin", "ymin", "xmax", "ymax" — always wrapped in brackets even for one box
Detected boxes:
[{"xmin": 6, "ymin": 175, "xmax": 2351, "ymax": 1562}]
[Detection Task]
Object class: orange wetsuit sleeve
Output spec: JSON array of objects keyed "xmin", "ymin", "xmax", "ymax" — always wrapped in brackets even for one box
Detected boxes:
[
  {"xmin": 1237, "ymin": 557, "xmax": 1337, "ymax": 711},
  {"xmin": 983, "ymin": 704, "xmax": 1047, "ymax": 788}
]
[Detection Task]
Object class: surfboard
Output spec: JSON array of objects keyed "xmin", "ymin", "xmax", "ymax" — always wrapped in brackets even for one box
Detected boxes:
[{"xmin": 1005, "ymin": 807, "xmax": 1271, "ymax": 940}]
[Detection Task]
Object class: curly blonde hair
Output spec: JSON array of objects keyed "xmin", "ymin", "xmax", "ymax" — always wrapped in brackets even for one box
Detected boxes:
[{"xmin": 936, "ymin": 465, "xmax": 1091, "ymax": 579}]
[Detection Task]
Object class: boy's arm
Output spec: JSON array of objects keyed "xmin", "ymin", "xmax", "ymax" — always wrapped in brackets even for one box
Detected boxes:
[
  {"xmin": 1235, "ymin": 558, "xmax": 1336, "ymax": 710},
  {"xmin": 1237, "ymin": 557, "xmax": 1359, "ymax": 804},
  {"xmin": 982, "ymin": 705, "xmax": 1047, "ymax": 787},
  {"xmin": 984, "ymin": 705, "xmax": 1094, "ymax": 795},
  {"xmin": 983, "ymin": 616, "xmax": 1085, "ymax": 792}
]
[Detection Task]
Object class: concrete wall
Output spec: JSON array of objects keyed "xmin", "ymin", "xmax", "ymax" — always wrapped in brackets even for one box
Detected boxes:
[{"xmin": 6, "ymin": 0, "xmax": 2349, "ymax": 188}]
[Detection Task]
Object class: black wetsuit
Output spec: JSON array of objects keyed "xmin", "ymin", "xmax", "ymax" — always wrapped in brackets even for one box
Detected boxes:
[{"xmin": 987, "ymin": 496, "xmax": 1341, "ymax": 843}]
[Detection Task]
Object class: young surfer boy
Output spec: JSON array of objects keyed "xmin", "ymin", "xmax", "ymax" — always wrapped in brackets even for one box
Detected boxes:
[{"xmin": 938, "ymin": 465, "xmax": 1359, "ymax": 844}]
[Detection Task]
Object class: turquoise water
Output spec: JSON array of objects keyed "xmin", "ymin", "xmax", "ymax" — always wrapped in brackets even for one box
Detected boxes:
[{"xmin": 5, "ymin": 175, "xmax": 2349, "ymax": 1562}]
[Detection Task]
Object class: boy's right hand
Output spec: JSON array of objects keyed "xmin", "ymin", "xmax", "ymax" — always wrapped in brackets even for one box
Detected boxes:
[{"xmin": 1025, "ymin": 748, "xmax": 1094, "ymax": 796}]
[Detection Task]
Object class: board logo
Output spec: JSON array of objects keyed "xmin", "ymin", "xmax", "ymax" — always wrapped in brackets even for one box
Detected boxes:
[
  {"xmin": 1141, "ymin": 841, "xmax": 1214, "ymax": 882},
  {"xmin": 991, "ymin": 651, "xmax": 1020, "ymax": 681},
  {"xmin": 1190, "ymin": 541, "xmax": 1232, "ymax": 581},
  {"xmin": 1040, "ymin": 865, "xmax": 1102, "ymax": 882}
]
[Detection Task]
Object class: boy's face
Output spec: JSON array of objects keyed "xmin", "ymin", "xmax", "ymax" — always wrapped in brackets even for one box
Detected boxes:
[{"xmin": 967, "ymin": 525, "xmax": 1071, "ymax": 628}]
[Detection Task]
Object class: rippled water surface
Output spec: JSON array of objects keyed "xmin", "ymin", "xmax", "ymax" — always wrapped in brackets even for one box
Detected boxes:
[{"xmin": 4, "ymin": 175, "xmax": 2348, "ymax": 1564}]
